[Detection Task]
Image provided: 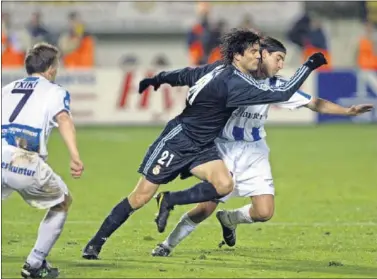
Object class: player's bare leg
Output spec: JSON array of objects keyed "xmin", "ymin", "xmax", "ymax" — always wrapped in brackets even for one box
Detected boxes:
[
  {"xmin": 250, "ymin": 194, "xmax": 274, "ymax": 221},
  {"xmin": 187, "ymin": 201, "xmax": 219, "ymax": 223},
  {"xmin": 83, "ymin": 177, "xmax": 159, "ymax": 259},
  {"xmin": 155, "ymin": 160, "xmax": 234, "ymax": 233},
  {"xmin": 22, "ymin": 194, "xmax": 72, "ymax": 279},
  {"xmin": 217, "ymin": 194, "xmax": 274, "ymax": 247},
  {"xmin": 152, "ymin": 201, "xmax": 218, "ymax": 256}
]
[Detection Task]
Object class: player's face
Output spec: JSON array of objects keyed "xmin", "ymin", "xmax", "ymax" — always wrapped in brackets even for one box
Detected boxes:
[
  {"xmin": 234, "ymin": 43, "xmax": 261, "ymax": 73},
  {"xmin": 262, "ymin": 50, "xmax": 286, "ymax": 77},
  {"xmin": 243, "ymin": 43, "xmax": 261, "ymax": 71}
]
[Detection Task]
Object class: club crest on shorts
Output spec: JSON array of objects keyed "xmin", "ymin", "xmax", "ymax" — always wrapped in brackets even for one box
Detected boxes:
[{"xmin": 153, "ymin": 165, "xmax": 161, "ymax": 175}]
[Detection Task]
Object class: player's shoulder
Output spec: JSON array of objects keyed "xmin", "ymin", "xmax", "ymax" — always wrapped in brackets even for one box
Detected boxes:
[
  {"xmin": 2, "ymin": 78, "xmax": 28, "ymax": 94},
  {"xmin": 37, "ymin": 79, "xmax": 70, "ymax": 106},
  {"xmin": 230, "ymin": 66, "xmax": 262, "ymax": 82},
  {"xmin": 199, "ymin": 61, "xmax": 228, "ymax": 79},
  {"xmin": 216, "ymin": 65, "xmax": 240, "ymax": 83},
  {"xmin": 208, "ymin": 66, "xmax": 233, "ymax": 91},
  {"xmin": 2, "ymin": 77, "xmax": 26, "ymax": 89},
  {"xmin": 38, "ymin": 77, "xmax": 60, "ymax": 89},
  {"xmin": 226, "ymin": 67, "xmax": 269, "ymax": 91},
  {"xmin": 40, "ymin": 79, "xmax": 68, "ymax": 95},
  {"xmin": 2, "ymin": 81, "xmax": 16, "ymax": 92},
  {"xmin": 51, "ymin": 83, "xmax": 67, "ymax": 94},
  {"xmin": 204, "ymin": 60, "xmax": 225, "ymax": 71}
]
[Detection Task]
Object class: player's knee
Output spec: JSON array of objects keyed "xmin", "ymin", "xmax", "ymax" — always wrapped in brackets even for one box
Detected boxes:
[
  {"xmin": 253, "ymin": 206, "xmax": 274, "ymax": 222},
  {"xmin": 128, "ymin": 192, "xmax": 153, "ymax": 210},
  {"xmin": 128, "ymin": 178, "xmax": 159, "ymax": 209},
  {"xmin": 51, "ymin": 194, "xmax": 72, "ymax": 212},
  {"xmin": 213, "ymin": 176, "xmax": 234, "ymax": 196},
  {"xmin": 65, "ymin": 194, "xmax": 73, "ymax": 207},
  {"xmin": 129, "ymin": 195, "xmax": 146, "ymax": 210}
]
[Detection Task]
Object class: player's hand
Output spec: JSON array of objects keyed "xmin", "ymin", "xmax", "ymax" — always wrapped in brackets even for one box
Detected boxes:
[
  {"xmin": 138, "ymin": 77, "xmax": 161, "ymax": 94},
  {"xmin": 304, "ymin": 52, "xmax": 328, "ymax": 70},
  {"xmin": 70, "ymin": 157, "xmax": 84, "ymax": 179},
  {"xmin": 346, "ymin": 104, "xmax": 374, "ymax": 116}
]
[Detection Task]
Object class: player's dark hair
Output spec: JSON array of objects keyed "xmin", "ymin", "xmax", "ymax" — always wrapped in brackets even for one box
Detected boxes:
[
  {"xmin": 260, "ymin": 36, "xmax": 286, "ymax": 54},
  {"xmin": 220, "ymin": 28, "xmax": 261, "ymax": 65},
  {"xmin": 25, "ymin": 42, "xmax": 60, "ymax": 75}
]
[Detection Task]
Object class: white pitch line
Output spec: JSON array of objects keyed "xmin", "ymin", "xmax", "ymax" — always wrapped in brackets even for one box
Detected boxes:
[{"xmin": 2, "ymin": 220, "xmax": 377, "ymax": 227}]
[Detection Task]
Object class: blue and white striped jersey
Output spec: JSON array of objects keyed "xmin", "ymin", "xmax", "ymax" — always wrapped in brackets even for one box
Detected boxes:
[
  {"xmin": 2, "ymin": 76, "xmax": 71, "ymax": 160},
  {"xmin": 219, "ymin": 76, "xmax": 312, "ymax": 142}
]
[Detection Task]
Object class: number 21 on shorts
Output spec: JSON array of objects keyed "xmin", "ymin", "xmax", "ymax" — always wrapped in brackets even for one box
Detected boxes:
[{"xmin": 157, "ymin": 150, "xmax": 174, "ymax": 167}]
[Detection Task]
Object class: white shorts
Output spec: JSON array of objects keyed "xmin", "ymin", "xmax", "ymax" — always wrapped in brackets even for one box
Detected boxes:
[
  {"xmin": 215, "ymin": 138, "xmax": 274, "ymax": 203},
  {"xmin": 1, "ymin": 145, "xmax": 69, "ymax": 209}
]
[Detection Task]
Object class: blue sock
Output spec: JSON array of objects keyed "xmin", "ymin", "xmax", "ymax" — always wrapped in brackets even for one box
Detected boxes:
[
  {"xmin": 167, "ymin": 181, "xmax": 221, "ymax": 207},
  {"xmin": 90, "ymin": 198, "xmax": 134, "ymax": 246}
]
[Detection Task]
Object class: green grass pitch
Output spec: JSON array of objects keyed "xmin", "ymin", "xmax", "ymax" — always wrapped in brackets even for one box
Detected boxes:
[{"xmin": 2, "ymin": 124, "xmax": 377, "ymax": 278}]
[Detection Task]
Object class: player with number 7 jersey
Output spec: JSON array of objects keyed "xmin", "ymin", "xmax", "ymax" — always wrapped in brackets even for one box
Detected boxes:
[
  {"xmin": 82, "ymin": 29, "xmax": 326, "ymax": 261},
  {"xmin": 2, "ymin": 76, "xmax": 70, "ymax": 160},
  {"xmin": 2, "ymin": 42, "xmax": 83, "ymax": 278}
]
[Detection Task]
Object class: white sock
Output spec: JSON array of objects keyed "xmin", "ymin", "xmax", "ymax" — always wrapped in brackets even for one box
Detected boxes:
[
  {"xmin": 227, "ymin": 204, "xmax": 254, "ymax": 226},
  {"xmin": 163, "ymin": 213, "xmax": 198, "ymax": 249},
  {"xmin": 26, "ymin": 210, "xmax": 67, "ymax": 268}
]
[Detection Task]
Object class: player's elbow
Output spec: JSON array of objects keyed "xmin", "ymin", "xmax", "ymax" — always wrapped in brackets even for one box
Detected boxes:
[
  {"xmin": 306, "ymin": 97, "xmax": 322, "ymax": 112},
  {"xmin": 55, "ymin": 111, "xmax": 72, "ymax": 125}
]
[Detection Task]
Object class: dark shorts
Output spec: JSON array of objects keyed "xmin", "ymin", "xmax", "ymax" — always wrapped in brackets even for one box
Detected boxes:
[{"xmin": 138, "ymin": 119, "xmax": 221, "ymax": 185}]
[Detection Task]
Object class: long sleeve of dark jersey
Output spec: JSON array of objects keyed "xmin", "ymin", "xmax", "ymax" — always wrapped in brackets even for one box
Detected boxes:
[
  {"xmin": 226, "ymin": 65, "xmax": 312, "ymax": 107},
  {"xmin": 155, "ymin": 60, "xmax": 224, "ymax": 88}
]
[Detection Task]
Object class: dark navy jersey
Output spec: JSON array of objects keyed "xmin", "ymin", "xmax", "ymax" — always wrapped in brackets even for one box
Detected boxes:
[{"xmin": 155, "ymin": 61, "xmax": 312, "ymax": 147}]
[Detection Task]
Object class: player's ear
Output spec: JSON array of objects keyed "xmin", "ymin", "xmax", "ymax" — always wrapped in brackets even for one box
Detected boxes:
[
  {"xmin": 47, "ymin": 65, "xmax": 58, "ymax": 81},
  {"xmin": 262, "ymin": 49, "xmax": 269, "ymax": 59},
  {"xmin": 234, "ymin": 53, "xmax": 242, "ymax": 62}
]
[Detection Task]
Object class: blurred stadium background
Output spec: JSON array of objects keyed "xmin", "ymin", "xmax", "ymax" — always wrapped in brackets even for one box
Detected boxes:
[
  {"xmin": 1, "ymin": 1, "xmax": 377, "ymax": 278},
  {"xmin": 2, "ymin": 1, "xmax": 377, "ymax": 125}
]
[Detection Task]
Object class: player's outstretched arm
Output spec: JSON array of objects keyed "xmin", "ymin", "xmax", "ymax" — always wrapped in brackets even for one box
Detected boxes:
[
  {"xmin": 138, "ymin": 61, "xmax": 224, "ymax": 93},
  {"xmin": 56, "ymin": 111, "xmax": 84, "ymax": 178},
  {"xmin": 305, "ymin": 97, "xmax": 374, "ymax": 116},
  {"xmin": 226, "ymin": 53, "xmax": 327, "ymax": 107}
]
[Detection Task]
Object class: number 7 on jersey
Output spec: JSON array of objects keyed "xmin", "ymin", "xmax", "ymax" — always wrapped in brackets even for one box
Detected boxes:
[{"xmin": 9, "ymin": 89, "xmax": 34, "ymax": 123}]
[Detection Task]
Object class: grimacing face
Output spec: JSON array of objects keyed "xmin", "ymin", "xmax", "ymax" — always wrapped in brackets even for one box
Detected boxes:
[{"xmin": 261, "ymin": 49, "xmax": 286, "ymax": 78}]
